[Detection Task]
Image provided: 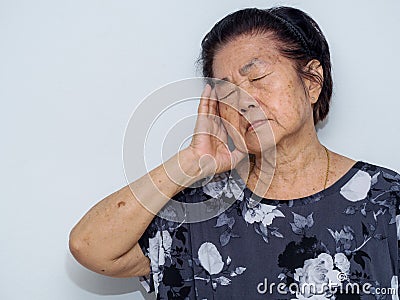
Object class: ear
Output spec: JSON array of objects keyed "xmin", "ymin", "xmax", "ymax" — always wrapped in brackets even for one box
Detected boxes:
[{"xmin": 303, "ymin": 59, "xmax": 323, "ymax": 105}]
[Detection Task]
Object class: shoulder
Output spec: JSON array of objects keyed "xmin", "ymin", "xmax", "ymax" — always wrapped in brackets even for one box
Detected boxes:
[
  {"xmin": 336, "ymin": 161, "xmax": 400, "ymax": 227},
  {"xmin": 357, "ymin": 161, "xmax": 400, "ymax": 185},
  {"xmin": 340, "ymin": 160, "xmax": 400, "ymax": 193},
  {"xmin": 329, "ymin": 150, "xmax": 400, "ymax": 189},
  {"xmin": 356, "ymin": 161, "xmax": 400, "ymax": 211},
  {"xmin": 335, "ymin": 160, "xmax": 399, "ymax": 207},
  {"xmin": 361, "ymin": 162, "xmax": 400, "ymax": 207}
]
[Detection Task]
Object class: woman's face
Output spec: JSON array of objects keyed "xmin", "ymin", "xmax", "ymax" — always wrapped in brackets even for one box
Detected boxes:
[{"xmin": 212, "ymin": 34, "xmax": 317, "ymax": 155}]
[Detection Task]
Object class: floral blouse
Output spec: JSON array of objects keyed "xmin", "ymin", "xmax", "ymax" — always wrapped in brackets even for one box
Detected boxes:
[{"xmin": 138, "ymin": 161, "xmax": 400, "ymax": 299}]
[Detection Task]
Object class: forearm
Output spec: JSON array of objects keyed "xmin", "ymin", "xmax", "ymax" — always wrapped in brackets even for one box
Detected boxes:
[{"xmin": 69, "ymin": 148, "xmax": 202, "ymax": 275}]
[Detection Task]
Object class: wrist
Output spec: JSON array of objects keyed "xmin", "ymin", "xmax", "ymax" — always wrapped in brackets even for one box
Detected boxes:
[
  {"xmin": 179, "ymin": 148, "xmax": 219, "ymax": 181},
  {"xmin": 178, "ymin": 148, "xmax": 202, "ymax": 178}
]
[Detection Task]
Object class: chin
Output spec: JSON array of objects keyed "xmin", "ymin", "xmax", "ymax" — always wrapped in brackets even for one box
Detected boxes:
[
  {"xmin": 246, "ymin": 143, "xmax": 276, "ymax": 156},
  {"xmin": 245, "ymin": 135, "xmax": 276, "ymax": 152}
]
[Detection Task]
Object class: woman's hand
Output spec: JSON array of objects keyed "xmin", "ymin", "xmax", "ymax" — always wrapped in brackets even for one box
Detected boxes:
[{"xmin": 185, "ymin": 84, "xmax": 247, "ymax": 177}]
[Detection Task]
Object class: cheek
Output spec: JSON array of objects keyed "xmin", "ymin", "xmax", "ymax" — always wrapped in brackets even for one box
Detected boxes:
[
  {"xmin": 218, "ymin": 103, "xmax": 241, "ymax": 128},
  {"xmin": 218, "ymin": 103, "xmax": 247, "ymax": 147},
  {"xmin": 267, "ymin": 79, "xmax": 306, "ymax": 118}
]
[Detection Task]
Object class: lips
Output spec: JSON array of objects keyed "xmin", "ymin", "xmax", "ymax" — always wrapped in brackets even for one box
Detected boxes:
[{"xmin": 247, "ymin": 119, "xmax": 268, "ymax": 132}]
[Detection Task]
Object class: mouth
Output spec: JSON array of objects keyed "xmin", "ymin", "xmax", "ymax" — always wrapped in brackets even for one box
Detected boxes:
[{"xmin": 247, "ymin": 119, "xmax": 269, "ymax": 132}]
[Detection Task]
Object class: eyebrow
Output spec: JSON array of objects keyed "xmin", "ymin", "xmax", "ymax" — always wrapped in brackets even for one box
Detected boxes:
[
  {"xmin": 217, "ymin": 58, "xmax": 265, "ymax": 83},
  {"xmin": 239, "ymin": 58, "xmax": 262, "ymax": 75}
]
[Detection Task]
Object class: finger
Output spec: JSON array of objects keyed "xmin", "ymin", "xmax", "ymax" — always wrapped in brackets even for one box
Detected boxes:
[
  {"xmin": 215, "ymin": 96, "xmax": 221, "ymax": 117},
  {"xmin": 207, "ymin": 88, "xmax": 219, "ymax": 117},
  {"xmin": 216, "ymin": 120, "xmax": 228, "ymax": 144},
  {"xmin": 219, "ymin": 118, "xmax": 230, "ymax": 137},
  {"xmin": 198, "ymin": 84, "xmax": 212, "ymax": 115}
]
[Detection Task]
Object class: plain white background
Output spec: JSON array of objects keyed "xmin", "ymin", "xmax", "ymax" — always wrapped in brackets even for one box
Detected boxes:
[{"xmin": 1, "ymin": 0, "xmax": 399, "ymax": 299}]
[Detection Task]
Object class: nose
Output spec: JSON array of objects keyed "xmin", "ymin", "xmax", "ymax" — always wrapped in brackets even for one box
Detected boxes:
[{"xmin": 238, "ymin": 89, "xmax": 259, "ymax": 114}]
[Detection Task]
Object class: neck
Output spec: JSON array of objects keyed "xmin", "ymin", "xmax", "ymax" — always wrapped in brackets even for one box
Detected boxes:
[{"xmin": 248, "ymin": 121, "xmax": 327, "ymax": 198}]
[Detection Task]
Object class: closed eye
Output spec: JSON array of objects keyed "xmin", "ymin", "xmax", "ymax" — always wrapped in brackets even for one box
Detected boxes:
[
  {"xmin": 249, "ymin": 72, "xmax": 273, "ymax": 82},
  {"xmin": 218, "ymin": 90, "xmax": 235, "ymax": 101}
]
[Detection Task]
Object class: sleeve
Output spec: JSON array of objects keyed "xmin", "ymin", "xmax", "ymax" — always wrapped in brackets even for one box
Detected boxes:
[
  {"xmin": 136, "ymin": 189, "xmax": 194, "ymax": 298},
  {"xmin": 137, "ymin": 217, "xmax": 157, "ymax": 294},
  {"xmin": 138, "ymin": 274, "xmax": 152, "ymax": 294},
  {"xmin": 395, "ymin": 189, "xmax": 400, "ymax": 296}
]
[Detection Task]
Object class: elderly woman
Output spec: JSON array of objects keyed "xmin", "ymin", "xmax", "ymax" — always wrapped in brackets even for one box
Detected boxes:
[{"xmin": 69, "ymin": 6, "xmax": 400, "ymax": 299}]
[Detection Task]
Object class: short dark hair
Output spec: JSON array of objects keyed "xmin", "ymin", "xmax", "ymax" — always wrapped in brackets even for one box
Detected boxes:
[{"xmin": 198, "ymin": 6, "xmax": 332, "ymax": 125}]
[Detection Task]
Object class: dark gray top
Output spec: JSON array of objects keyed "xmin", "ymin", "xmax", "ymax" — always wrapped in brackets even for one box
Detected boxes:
[{"xmin": 138, "ymin": 161, "xmax": 400, "ymax": 299}]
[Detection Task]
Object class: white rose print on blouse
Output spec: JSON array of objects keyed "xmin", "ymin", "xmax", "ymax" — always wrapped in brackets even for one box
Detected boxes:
[
  {"xmin": 333, "ymin": 253, "xmax": 350, "ymax": 274},
  {"xmin": 194, "ymin": 242, "xmax": 246, "ymax": 290},
  {"xmin": 290, "ymin": 212, "xmax": 314, "ymax": 235},
  {"xmin": 292, "ymin": 253, "xmax": 344, "ymax": 299},
  {"xmin": 391, "ymin": 275, "xmax": 399, "ymax": 300},
  {"xmin": 202, "ymin": 174, "xmax": 227, "ymax": 199},
  {"xmin": 206, "ymin": 172, "xmax": 285, "ymax": 246},
  {"xmin": 202, "ymin": 172, "xmax": 245, "ymax": 201},
  {"xmin": 242, "ymin": 197, "xmax": 285, "ymax": 243},
  {"xmin": 396, "ymin": 215, "xmax": 400, "ymax": 240},
  {"xmin": 147, "ymin": 230, "xmax": 173, "ymax": 295},
  {"xmin": 340, "ymin": 170, "xmax": 372, "ymax": 202}
]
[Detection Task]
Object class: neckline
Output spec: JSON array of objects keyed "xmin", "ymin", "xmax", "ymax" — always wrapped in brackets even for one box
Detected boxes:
[{"xmin": 231, "ymin": 160, "xmax": 365, "ymax": 207}]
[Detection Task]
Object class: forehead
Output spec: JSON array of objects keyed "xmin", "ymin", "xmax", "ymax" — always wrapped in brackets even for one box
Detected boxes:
[{"xmin": 212, "ymin": 34, "xmax": 284, "ymax": 79}]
